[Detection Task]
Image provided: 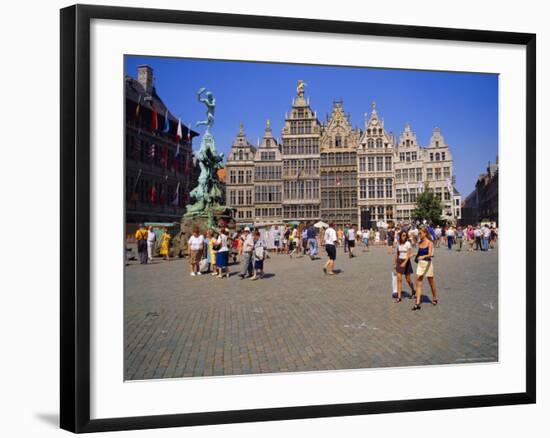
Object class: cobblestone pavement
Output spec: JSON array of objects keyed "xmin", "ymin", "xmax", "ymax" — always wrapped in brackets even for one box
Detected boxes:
[{"xmin": 124, "ymin": 244, "xmax": 498, "ymax": 380}]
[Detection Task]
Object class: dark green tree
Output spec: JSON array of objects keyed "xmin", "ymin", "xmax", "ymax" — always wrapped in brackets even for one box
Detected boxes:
[{"xmin": 412, "ymin": 189, "xmax": 443, "ymax": 225}]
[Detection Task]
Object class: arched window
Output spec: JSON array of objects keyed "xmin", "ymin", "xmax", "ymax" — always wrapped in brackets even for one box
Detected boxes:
[
  {"xmin": 367, "ymin": 139, "xmax": 374, "ymax": 149},
  {"xmin": 376, "ymin": 138, "xmax": 383, "ymax": 148},
  {"xmin": 435, "ymin": 152, "xmax": 440, "ymax": 161},
  {"xmin": 335, "ymin": 135, "xmax": 342, "ymax": 147},
  {"xmin": 238, "ymin": 150, "xmax": 243, "ymax": 160}
]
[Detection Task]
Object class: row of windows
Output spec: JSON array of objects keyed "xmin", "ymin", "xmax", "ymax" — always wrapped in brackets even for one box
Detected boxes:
[
  {"xmin": 228, "ymin": 189, "xmax": 253, "ymax": 206},
  {"xmin": 281, "ymin": 137, "xmax": 320, "ymax": 155},
  {"xmin": 359, "ymin": 156, "xmax": 392, "ymax": 172},
  {"xmin": 125, "ymin": 176, "xmax": 186, "ymax": 207},
  {"xmin": 291, "ymin": 108, "xmax": 311, "ymax": 119},
  {"xmin": 320, "ymin": 172, "xmax": 357, "ymax": 188},
  {"xmin": 235, "ymin": 209, "xmax": 253, "ymax": 219},
  {"xmin": 429, "ymin": 151, "xmax": 447, "ymax": 161},
  {"xmin": 231, "ymin": 149, "xmax": 253, "ymax": 161},
  {"xmin": 364, "ymin": 138, "xmax": 388, "ymax": 149},
  {"xmin": 325, "ymin": 135, "xmax": 349, "ymax": 148},
  {"xmin": 366, "ymin": 128, "xmax": 384, "ymax": 136},
  {"xmin": 255, "ymin": 207, "xmax": 283, "ymax": 218},
  {"xmin": 395, "ymin": 168, "xmax": 423, "ymax": 182},
  {"xmin": 359, "ymin": 178, "xmax": 393, "ymax": 200},
  {"xmin": 398, "ymin": 151, "xmax": 418, "ymax": 162},
  {"xmin": 126, "ymin": 136, "xmax": 192, "ymax": 170},
  {"xmin": 320, "ymin": 152, "xmax": 357, "ymax": 166},
  {"xmin": 425, "ymin": 167, "xmax": 451, "ymax": 180},
  {"xmin": 259, "ymin": 151, "xmax": 277, "ymax": 161},
  {"xmin": 400, "ymin": 139, "xmax": 415, "ymax": 147},
  {"xmin": 283, "ymin": 180, "xmax": 320, "ymax": 200},
  {"xmin": 283, "ymin": 204, "xmax": 320, "ymax": 219},
  {"xmin": 228, "ymin": 169, "xmax": 253, "ymax": 185},
  {"xmin": 289, "ymin": 120, "xmax": 317, "ymax": 135},
  {"xmin": 320, "ymin": 191, "xmax": 358, "ymax": 209},
  {"xmin": 395, "ymin": 188, "xmax": 420, "ymax": 204},
  {"xmin": 362, "ymin": 206, "xmax": 394, "ymax": 221},
  {"xmin": 255, "ymin": 185, "xmax": 282, "ymax": 203},
  {"xmin": 255, "ymin": 165, "xmax": 282, "ymax": 181},
  {"xmin": 283, "ymin": 159, "xmax": 320, "ymax": 178}
]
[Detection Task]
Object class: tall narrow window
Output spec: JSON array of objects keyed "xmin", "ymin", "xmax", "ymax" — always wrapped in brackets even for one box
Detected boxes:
[{"xmin": 385, "ymin": 178, "xmax": 393, "ymax": 198}]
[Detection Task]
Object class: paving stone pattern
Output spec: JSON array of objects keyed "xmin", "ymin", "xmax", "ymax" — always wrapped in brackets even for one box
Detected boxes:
[{"xmin": 124, "ymin": 245, "xmax": 498, "ymax": 380}]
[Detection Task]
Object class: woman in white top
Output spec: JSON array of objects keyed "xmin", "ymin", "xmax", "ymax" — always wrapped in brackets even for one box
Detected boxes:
[
  {"xmin": 215, "ymin": 227, "xmax": 230, "ymax": 278},
  {"xmin": 394, "ymin": 230, "xmax": 416, "ymax": 303}
]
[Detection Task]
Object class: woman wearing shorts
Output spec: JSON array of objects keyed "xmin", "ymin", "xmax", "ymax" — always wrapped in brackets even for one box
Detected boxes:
[
  {"xmin": 394, "ymin": 231, "xmax": 416, "ymax": 303},
  {"xmin": 412, "ymin": 227, "xmax": 437, "ymax": 311}
]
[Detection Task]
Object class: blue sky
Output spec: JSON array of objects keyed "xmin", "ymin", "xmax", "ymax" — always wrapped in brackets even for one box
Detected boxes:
[{"xmin": 125, "ymin": 56, "xmax": 498, "ymax": 196}]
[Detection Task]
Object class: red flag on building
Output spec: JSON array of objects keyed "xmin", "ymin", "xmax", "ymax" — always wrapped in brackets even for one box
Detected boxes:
[
  {"xmin": 149, "ymin": 184, "xmax": 157, "ymax": 204},
  {"xmin": 161, "ymin": 145, "xmax": 168, "ymax": 168},
  {"xmin": 151, "ymin": 106, "xmax": 158, "ymax": 131}
]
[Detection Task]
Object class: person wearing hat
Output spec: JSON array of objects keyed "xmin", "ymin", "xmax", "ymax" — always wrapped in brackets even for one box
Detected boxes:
[{"xmin": 239, "ymin": 227, "xmax": 255, "ymax": 279}]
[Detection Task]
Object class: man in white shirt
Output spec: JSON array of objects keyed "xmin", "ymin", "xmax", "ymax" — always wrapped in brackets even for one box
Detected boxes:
[
  {"xmin": 187, "ymin": 227, "xmax": 205, "ymax": 276},
  {"xmin": 347, "ymin": 224, "xmax": 357, "ymax": 258},
  {"xmin": 146, "ymin": 226, "xmax": 156, "ymax": 262},
  {"xmin": 481, "ymin": 225, "xmax": 491, "ymax": 251},
  {"xmin": 239, "ymin": 227, "xmax": 255, "ymax": 279},
  {"xmin": 474, "ymin": 226, "xmax": 482, "ymax": 250},
  {"xmin": 323, "ymin": 222, "xmax": 338, "ymax": 275}
]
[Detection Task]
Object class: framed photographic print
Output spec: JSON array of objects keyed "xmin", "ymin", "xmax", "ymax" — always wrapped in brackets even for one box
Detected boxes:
[{"xmin": 60, "ymin": 4, "xmax": 536, "ymax": 433}]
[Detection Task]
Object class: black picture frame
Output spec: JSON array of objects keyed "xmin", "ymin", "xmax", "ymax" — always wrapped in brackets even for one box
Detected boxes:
[{"xmin": 60, "ymin": 4, "xmax": 536, "ymax": 433}]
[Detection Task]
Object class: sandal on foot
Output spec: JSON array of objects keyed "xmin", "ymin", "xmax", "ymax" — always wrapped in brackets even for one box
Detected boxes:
[
  {"xmin": 394, "ymin": 298, "xmax": 402, "ymax": 303},
  {"xmin": 432, "ymin": 299, "xmax": 438, "ymax": 306},
  {"xmin": 411, "ymin": 304, "xmax": 421, "ymax": 311}
]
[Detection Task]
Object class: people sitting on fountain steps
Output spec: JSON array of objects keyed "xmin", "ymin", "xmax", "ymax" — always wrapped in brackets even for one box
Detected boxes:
[
  {"xmin": 188, "ymin": 227, "xmax": 205, "ymax": 276},
  {"xmin": 323, "ymin": 222, "xmax": 338, "ymax": 276},
  {"xmin": 239, "ymin": 227, "xmax": 255, "ymax": 279}
]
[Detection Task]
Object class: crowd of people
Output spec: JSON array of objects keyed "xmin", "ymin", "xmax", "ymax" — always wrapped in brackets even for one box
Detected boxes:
[{"xmin": 133, "ymin": 219, "xmax": 498, "ymax": 310}]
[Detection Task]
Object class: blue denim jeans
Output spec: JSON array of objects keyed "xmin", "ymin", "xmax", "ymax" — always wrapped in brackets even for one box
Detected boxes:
[{"xmin": 308, "ymin": 238, "xmax": 317, "ymax": 257}]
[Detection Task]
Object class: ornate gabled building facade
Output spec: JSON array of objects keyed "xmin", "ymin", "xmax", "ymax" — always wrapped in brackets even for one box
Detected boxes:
[
  {"xmin": 423, "ymin": 128, "xmax": 460, "ymax": 222},
  {"xmin": 225, "ymin": 123, "xmax": 256, "ymax": 225},
  {"xmin": 224, "ymin": 82, "xmax": 462, "ymax": 228},
  {"xmin": 394, "ymin": 123, "xmax": 425, "ymax": 222},
  {"xmin": 357, "ymin": 102, "xmax": 396, "ymax": 228},
  {"xmin": 281, "ymin": 81, "xmax": 322, "ymax": 222},
  {"xmin": 253, "ymin": 120, "xmax": 283, "ymax": 226},
  {"xmin": 320, "ymin": 101, "xmax": 360, "ymax": 225}
]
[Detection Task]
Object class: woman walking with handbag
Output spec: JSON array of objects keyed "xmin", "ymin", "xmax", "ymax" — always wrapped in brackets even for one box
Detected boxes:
[{"xmin": 412, "ymin": 227, "xmax": 437, "ymax": 311}]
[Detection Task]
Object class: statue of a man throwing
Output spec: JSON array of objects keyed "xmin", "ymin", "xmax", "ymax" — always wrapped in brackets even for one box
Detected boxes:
[{"xmin": 196, "ymin": 87, "xmax": 215, "ymax": 132}]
